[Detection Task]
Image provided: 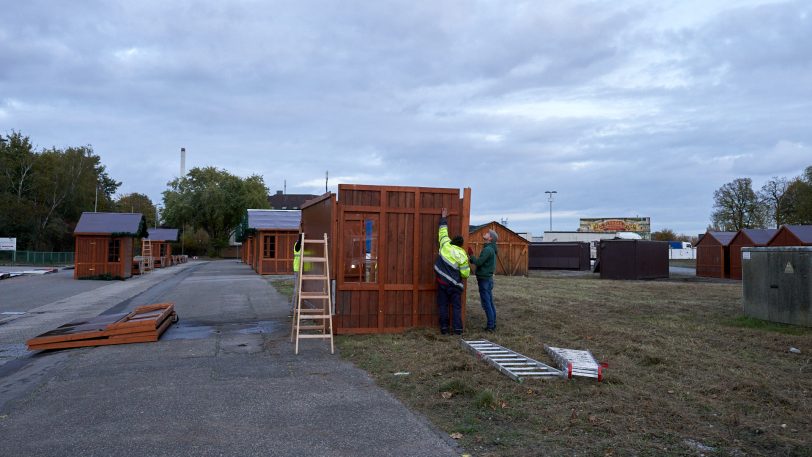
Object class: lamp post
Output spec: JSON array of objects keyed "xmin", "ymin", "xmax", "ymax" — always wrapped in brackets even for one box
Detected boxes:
[{"xmin": 545, "ymin": 190, "xmax": 557, "ymax": 231}]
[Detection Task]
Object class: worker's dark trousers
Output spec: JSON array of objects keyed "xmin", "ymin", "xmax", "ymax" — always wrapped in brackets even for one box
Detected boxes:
[{"xmin": 437, "ymin": 283, "xmax": 463, "ymax": 334}]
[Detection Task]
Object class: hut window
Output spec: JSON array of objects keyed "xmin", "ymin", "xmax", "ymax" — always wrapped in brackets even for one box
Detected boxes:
[
  {"xmin": 108, "ymin": 239, "xmax": 121, "ymax": 262},
  {"xmin": 263, "ymin": 235, "xmax": 276, "ymax": 258},
  {"xmin": 160, "ymin": 244, "xmax": 167, "ymax": 256},
  {"xmin": 344, "ymin": 216, "xmax": 378, "ymax": 283}
]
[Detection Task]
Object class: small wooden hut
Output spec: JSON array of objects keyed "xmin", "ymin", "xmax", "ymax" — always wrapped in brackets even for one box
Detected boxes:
[
  {"xmin": 468, "ymin": 221, "xmax": 528, "ymax": 276},
  {"xmin": 300, "ymin": 184, "xmax": 471, "ymax": 334},
  {"xmin": 729, "ymin": 229, "xmax": 777, "ymax": 280},
  {"xmin": 695, "ymin": 231, "xmax": 736, "ymax": 278},
  {"xmin": 74, "ymin": 212, "xmax": 147, "ymax": 280},
  {"xmin": 146, "ymin": 228, "xmax": 180, "ymax": 268},
  {"xmin": 245, "ymin": 209, "xmax": 301, "ymax": 275},
  {"xmin": 767, "ymin": 225, "xmax": 812, "ymax": 247}
]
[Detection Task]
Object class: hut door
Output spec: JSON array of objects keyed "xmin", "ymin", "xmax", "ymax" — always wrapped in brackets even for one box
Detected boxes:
[{"xmin": 77, "ymin": 237, "xmax": 107, "ymax": 277}]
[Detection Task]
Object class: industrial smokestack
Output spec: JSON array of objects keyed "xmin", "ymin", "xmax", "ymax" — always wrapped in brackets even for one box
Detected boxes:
[{"xmin": 180, "ymin": 147, "xmax": 186, "ymax": 177}]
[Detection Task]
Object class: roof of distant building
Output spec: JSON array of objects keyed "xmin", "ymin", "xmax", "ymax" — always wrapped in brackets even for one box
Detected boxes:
[{"xmin": 267, "ymin": 190, "xmax": 319, "ymax": 209}]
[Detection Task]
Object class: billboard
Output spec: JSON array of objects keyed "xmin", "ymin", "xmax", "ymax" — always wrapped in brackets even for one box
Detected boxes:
[
  {"xmin": 578, "ymin": 218, "xmax": 651, "ymax": 239},
  {"xmin": 0, "ymin": 237, "xmax": 16, "ymax": 251}
]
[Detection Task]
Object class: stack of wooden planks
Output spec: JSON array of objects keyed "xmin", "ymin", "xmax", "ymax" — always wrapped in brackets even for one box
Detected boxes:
[{"xmin": 27, "ymin": 303, "xmax": 177, "ymax": 351}]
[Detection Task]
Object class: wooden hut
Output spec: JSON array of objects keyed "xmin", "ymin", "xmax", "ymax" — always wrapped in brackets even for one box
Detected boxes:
[
  {"xmin": 146, "ymin": 228, "xmax": 179, "ymax": 268},
  {"xmin": 245, "ymin": 209, "xmax": 300, "ymax": 275},
  {"xmin": 729, "ymin": 229, "xmax": 777, "ymax": 280},
  {"xmin": 74, "ymin": 212, "xmax": 147, "ymax": 280},
  {"xmin": 300, "ymin": 184, "xmax": 471, "ymax": 334},
  {"xmin": 468, "ymin": 221, "xmax": 528, "ymax": 275},
  {"xmin": 695, "ymin": 231, "xmax": 736, "ymax": 278},
  {"xmin": 767, "ymin": 225, "xmax": 812, "ymax": 247}
]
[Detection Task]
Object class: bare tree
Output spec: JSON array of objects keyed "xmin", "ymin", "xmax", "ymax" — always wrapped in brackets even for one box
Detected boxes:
[
  {"xmin": 758, "ymin": 177, "xmax": 789, "ymax": 228},
  {"xmin": 711, "ymin": 178, "xmax": 767, "ymax": 231}
]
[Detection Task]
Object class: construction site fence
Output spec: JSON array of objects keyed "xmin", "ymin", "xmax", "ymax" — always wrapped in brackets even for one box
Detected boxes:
[{"xmin": 0, "ymin": 250, "xmax": 75, "ymax": 266}]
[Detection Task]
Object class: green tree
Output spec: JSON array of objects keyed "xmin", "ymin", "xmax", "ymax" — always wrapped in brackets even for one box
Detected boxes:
[
  {"xmin": 651, "ymin": 229, "xmax": 677, "ymax": 241},
  {"xmin": 758, "ymin": 177, "xmax": 790, "ymax": 228},
  {"xmin": 711, "ymin": 178, "xmax": 767, "ymax": 231},
  {"xmin": 162, "ymin": 167, "xmax": 269, "ymax": 256},
  {"xmin": 780, "ymin": 167, "xmax": 812, "ymax": 224},
  {"xmin": 116, "ymin": 193, "xmax": 157, "ymax": 228},
  {"xmin": 0, "ymin": 132, "xmax": 120, "ymax": 250}
]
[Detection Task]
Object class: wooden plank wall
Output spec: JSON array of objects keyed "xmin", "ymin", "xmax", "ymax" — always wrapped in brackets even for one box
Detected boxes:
[
  {"xmin": 257, "ymin": 230, "xmax": 298, "ymax": 275},
  {"xmin": 696, "ymin": 236, "xmax": 726, "ymax": 278},
  {"xmin": 74, "ymin": 236, "xmax": 133, "ymax": 279},
  {"xmin": 330, "ymin": 184, "xmax": 471, "ymax": 334},
  {"xmin": 468, "ymin": 222, "xmax": 529, "ymax": 276},
  {"xmin": 768, "ymin": 228, "xmax": 806, "ymax": 247}
]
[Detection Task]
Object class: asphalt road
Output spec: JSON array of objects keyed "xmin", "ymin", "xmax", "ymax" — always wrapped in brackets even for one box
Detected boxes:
[
  {"xmin": 0, "ymin": 269, "xmax": 111, "ymax": 313},
  {"xmin": 0, "ymin": 260, "xmax": 459, "ymax": 456}
]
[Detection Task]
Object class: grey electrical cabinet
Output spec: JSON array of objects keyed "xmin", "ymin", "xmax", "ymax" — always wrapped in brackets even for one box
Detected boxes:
[{"xmin": 742, "ymin": 247, "xmax": 812, "ymax": 327}]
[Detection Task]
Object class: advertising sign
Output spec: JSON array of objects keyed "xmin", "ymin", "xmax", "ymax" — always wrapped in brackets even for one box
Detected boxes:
[
  {"xmin": 0, "ymin": 237, "xmax": 16, "ymax": 251},
  {"xmin": 578, "ymin": 218, "xmax": 651, "ymax": 239}
]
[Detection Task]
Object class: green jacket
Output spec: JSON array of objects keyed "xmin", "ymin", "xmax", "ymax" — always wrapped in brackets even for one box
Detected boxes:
[{"xmin": 470, "ymin": 242, "xmax": 497, "ymax": 278}]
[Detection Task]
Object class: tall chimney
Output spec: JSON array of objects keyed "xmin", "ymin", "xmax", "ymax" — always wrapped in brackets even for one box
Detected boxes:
[{"xmin": 180, "ymin": 147, "xmax": 186, "ymax": 177}]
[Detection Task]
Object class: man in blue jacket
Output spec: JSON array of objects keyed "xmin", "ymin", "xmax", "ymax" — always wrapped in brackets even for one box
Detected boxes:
[
  {"xmin": 434, "ymin": 208, "xmax": 470, "ymax": 335},
  {"xmin": 469, "ymin": 229, "xmax": 497, "ymax": 331}
]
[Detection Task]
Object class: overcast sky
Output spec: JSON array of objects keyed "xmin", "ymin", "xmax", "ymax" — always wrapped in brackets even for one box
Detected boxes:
[{"xmin": 2, "ymin": 0, "xmax": 810, "ymax": 236}]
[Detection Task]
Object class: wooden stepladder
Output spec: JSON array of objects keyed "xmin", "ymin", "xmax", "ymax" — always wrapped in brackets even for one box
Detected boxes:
[
  {"xmin": 141, "ymin": 239, "xmax": 154, "ymax": 273},
  {"xmin": 290, "ymin": 233, "xmax": 334, "ymax": 354}
]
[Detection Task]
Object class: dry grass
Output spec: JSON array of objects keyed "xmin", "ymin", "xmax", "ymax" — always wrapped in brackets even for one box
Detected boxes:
[{"xmin": 331, "ymin": 272, "xmax": 812, "ymax": 456}]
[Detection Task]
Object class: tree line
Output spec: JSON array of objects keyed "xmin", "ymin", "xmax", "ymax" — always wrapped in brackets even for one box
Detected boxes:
[
  {"xmin": 1, "ymin": 131, "xmax": 270, "ymax": 255},
  {"xmin": 710, "ymin": 167, "xmax": 812, "ymax": 231}
]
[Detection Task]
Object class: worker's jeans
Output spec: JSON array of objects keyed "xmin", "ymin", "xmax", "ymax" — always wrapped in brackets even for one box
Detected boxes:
[
  {"xmin": 437, "ymin": 283, "xmax": 463, "ymax": 334},
  {"xmin": 290, "ymin": 272, "xmax": 299, "ymax": 313},
  {"xmin": 477, "ymin": 276, "xmax": 496, "ymax": 330}
]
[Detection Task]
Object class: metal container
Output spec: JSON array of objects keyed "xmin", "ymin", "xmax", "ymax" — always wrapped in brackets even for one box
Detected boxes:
[
  {"xmin": 528, "ymin": 242, "xmax": 590, "ymax": 270},
  {"xmin": 598, "ymin": 240, "xmax": 669, "ymax": 280},
  {"xmin": 742, "ymin": 247, "xmax": 812, "ymax": 327}
]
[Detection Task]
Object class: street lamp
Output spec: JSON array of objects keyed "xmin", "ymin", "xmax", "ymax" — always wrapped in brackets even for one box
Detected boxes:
[{"xmin": 544, "ymin": 190, "xmax": 557, "ymax": 231}]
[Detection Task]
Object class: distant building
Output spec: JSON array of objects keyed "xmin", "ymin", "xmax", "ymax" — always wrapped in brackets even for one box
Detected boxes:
[{"xmin": 267, "ymin": 190, "xmax": 319, "ymax": 210}]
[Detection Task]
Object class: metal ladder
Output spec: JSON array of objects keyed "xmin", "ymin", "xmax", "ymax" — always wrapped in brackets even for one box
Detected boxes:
[
  {"xmin": 544, "ymin": 345, "xmax": 604, "ymax": 381},
  {"xmin": 461, "ymin": 340, "xmax": 563, "ymax": 382},
  {"xmin": 290, "ymin": 233, "xmax": 334, "ymax": 355}
]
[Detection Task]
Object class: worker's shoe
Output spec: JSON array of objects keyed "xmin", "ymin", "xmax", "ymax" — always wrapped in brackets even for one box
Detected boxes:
[{"xmin": 440, "ymin": 328, "xmax": 449, "ymax": 335}]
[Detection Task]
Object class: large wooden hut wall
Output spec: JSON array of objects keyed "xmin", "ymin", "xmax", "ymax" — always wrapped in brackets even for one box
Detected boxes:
[
  {"xmin": 695, "ymin": 231, "xmax": 735, "ymax": 278},
  {"xmin": 301, "ymin": 185, "xmax": 471, "ymax": 334},
  {"xmin": 767, "ymin": 225, "xmax": 812, "ymax": 247},
  {"xmin": 729, "ymin": 229, "xmax": 776, "ymax": 280},
  {"xmin": 74, "ymin": 236, "xmax": 134, "ymax": 279},
  {"xmin": 468, "ymin": 222, "xmax": 529, "ymax": 276}
]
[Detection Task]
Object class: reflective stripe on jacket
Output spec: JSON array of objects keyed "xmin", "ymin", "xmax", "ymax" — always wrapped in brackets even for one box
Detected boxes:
[{"xmin": 433, "ymin": 216, "xmax": 470, "ymax": 290}]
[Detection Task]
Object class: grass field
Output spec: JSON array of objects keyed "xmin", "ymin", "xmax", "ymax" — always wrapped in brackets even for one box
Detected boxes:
[{"xmin": 275, "ymin": 272, "xmax": 812, "ymax": 456}]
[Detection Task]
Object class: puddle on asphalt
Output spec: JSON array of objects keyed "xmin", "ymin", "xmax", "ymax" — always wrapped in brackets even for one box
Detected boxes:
[{"xmin": 162, "ymin": 320, "xmax": 281, "ymax": 341}]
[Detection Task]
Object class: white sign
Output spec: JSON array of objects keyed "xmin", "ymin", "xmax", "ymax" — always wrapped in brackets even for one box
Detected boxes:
[
  {"xmin": 742, "ymin": 251, "xmax": 750, "ymax": 260},
  {"xmin": 0, "ymin": 238, "xmax": 16, "ymax": 251}
]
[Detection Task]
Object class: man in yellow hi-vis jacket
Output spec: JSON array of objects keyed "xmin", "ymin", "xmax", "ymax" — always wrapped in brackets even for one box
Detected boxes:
[
  {"xmin": 433, "ymin": 207, "xmax": 470, "ymax": 334},
  {"xmin": 290, "ymin": 239, "xmax": 302, "ymax": 314}
]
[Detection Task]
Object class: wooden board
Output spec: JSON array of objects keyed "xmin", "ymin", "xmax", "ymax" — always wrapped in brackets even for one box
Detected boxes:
[{"xmin": 26, "ymin": 303, "xmax": 176, "ymax": 350}]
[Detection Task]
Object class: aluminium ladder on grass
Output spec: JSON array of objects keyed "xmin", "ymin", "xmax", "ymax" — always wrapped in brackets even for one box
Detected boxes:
[
  {"xmin": 290, "ymin": 233, "xmax": 334, "ymax": 355},
  {"xmin": 544, "ymin": 345, "xmax": 604, "ymax": 381},
  {"xmin": 461, "ymin": 339, "xmax": 563, "ymax": 383}
]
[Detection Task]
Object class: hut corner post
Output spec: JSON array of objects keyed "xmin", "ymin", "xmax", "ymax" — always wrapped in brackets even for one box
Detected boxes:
[{"xmin": 461, "ymin": 187, "xmax": 471, "ymax": 325}]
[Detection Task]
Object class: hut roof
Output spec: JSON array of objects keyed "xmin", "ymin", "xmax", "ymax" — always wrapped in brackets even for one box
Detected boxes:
[
  {"xmin": 74, "ymin": 212, "xmax": 147, "ymax": 237},
  {"xmin": 147, "ymin": 228, "xmax": 180, "ymax": 241},
  {"xmin": 697, "ymin": 231, "xmax": 736, "ymax": 246},
  {"xmin": 469, "ymin": 221, "xmax": 529, "ymax": 244},
  {"xmin": 771, "ymin": 225, "xmax": 812, "ymax": 244},
  {"xmin": 737, "ymin": 228, "xmax": 777, "ymax": 245},
  {"xmin": 247, "ymin": 209, "xmax": 301, "ymax": 230}
]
